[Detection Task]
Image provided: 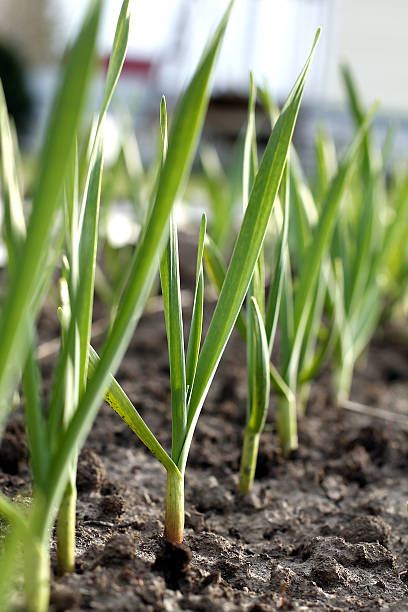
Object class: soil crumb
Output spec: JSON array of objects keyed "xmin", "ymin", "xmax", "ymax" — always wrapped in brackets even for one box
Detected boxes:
[{"xmin": 152, "ymin": 540, "xmax": 192, "ymax": 590}]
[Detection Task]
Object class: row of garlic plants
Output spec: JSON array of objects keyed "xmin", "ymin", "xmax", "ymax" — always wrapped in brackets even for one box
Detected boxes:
[{"xmin": 1, "ymin": 1, "xmax": 407, "ymax": 610}]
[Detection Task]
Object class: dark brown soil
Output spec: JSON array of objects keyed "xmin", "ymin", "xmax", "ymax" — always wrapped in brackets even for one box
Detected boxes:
[{"xmin": 1, "ymin": 235, "xmax": 408, "ymax": 611}]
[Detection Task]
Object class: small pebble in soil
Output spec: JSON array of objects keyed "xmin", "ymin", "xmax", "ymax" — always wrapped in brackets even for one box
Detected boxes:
[
  {"xmin": 100, "ymin": 494, "xmax": 125, "ymax": 517},
  {"xmin": 270, "ymin": 563, "xmax": 297, "ymax": 591},
  {"xmin": 76, "ymin": 448, "xmax": 106, "ymax": 492},
  {"xmin": 191, "ymin": 475, "xmax": 234, "ymax": 513},
  {"xmin": 102, "ymin": 533, "xmax": 136, "ymax": 564},
  {"xmin": 50, "ymin": 583, "xmax": 80, "ymax": 611},
  {"xmin": 399, "ymin": 570, "xmax": 408, "ymax": 584},
  {"xmin": 228, "ymin": 527, "xmax": 241, "ymax": 539},
  {"xmin": 200, "ymin": 571, "xmax": 221, "ymax": 588},
  {"xmin": 336, "ymin": 445, "xmax": 374, "ymax": 486},
  {"xmin": 320, "ymin": 474, "xmax": 347, "ymax": 502},
  {"xmin": 119, "ymin": 567, "xmax": 137, "ymax": 584}
]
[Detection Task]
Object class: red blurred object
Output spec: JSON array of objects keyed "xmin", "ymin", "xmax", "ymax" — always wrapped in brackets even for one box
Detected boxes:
[{"xmin": 101, "ymin": 55, "xmax": 152, "ymax": 77}]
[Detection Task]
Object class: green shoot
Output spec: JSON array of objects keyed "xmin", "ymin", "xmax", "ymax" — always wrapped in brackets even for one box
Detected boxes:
[
  {"xmin": 47, "ymin": 0, "xmax": 234, "ymax": 551},
  {"xmin": 329, "ymin": 67, "xmax": 408, "ymax": 402},
  {"xmin": 87, "ymin": 26, "xmax": 319, "ymax": 541},
  {"xmin": 53, "ymin": 0, "xmax": 130, "ymax": 573},
  {"xmin": 204, "ymin": 67, "xmax": 377, "ymax": 462},
  {"xmin": 239, "ymin": 297, "xmax": 270, "ymax": 492},
  {"xmin": 0, "ymin": 2, "xmax": 102, "ymax": 608}
]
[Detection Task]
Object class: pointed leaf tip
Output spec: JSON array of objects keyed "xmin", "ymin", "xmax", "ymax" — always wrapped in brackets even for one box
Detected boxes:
[
  {"xmin": 160, "ymin": 96, "xmax": 167, "ymax": 117},
  {"xmin": 160, "ymin": 97, "xmax": 168, "ymax": 140},
  {"xmin": 200, "ymin": 213, "xmax": 207, "ymax": 233}
]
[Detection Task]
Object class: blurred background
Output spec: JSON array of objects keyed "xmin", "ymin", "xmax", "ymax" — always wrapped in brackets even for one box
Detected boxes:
[{"xmin": 0, "ymin": 0, "xmax": 407, "ymax": 165}]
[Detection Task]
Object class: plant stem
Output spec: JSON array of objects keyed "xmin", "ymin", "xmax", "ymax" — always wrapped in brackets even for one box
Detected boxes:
[
  {"xmin": 297, "ymin": 383, "xmax": 310, "ymax": 416},
  {"xmin": 238, "ymin": 429, "xmax": 260, "ymax": 493},
  {"xmin": 23, "ymin": 536, "xmax": 50, "ymax": 612},
  {"xmin": 335, "ymin": 358, "xmax": 354, "ymax": 405},
  {"xmin": 277, "ymin": 394, "xmax": 298, "ymax": 456},
  {"xmin": 165, "ymin": 469, "xmax": 184, "ymax": 543},
  {"xmin": 56, "ymin": 473, "xmax": 77, "ymax": 573}
]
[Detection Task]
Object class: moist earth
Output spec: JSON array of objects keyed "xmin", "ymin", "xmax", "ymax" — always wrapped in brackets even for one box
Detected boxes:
[{"xmin": 1, "ymin": 236, "xmax": 408, "ymax": 611}]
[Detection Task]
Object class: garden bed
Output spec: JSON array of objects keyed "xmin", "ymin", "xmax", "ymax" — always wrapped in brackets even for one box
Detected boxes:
[{"xmin": 1, "ymin": 235, "xmax": 408, "ymax": 611}]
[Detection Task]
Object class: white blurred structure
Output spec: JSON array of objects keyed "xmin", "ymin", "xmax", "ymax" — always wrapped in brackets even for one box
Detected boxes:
[
  {"xmin": 2, "ymin": 0, "xmax": 407, "ymax": 154},
  {"xmin": 326, "ymin": 0, "xmax": 408, "ymax": 115},
  {"xmin": 52, "ymin": 0, "xmax": 408, "ymax": 115},
  {"xmin": 150, "ymin": 0, "xmax": 329, "ymax": 103}
]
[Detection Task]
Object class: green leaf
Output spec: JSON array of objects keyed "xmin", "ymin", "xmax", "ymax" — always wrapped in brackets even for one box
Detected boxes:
[
  {"xmin": 160, "ymin": 214, "xmax": 187, "ymax": 461},
  {"xmin": 378, "ymin": 176, "xmax": 408, "ymax": 269},
  {"xmin": 243, "ymin": 75, "xmax": 262, "ymax": 415},
  {"xmin": 243, "ymin": 73, "xmax": 263, "ymax": 325},
  {"xmin": 288, "ymin": 156, "xmax": 316, "ymax": 260},
  {"xmin": 341, "ymin": 65, "xmax": 376, "ymax": 179},
  {"xmin": 46, "ymin": 264, "xmax": 74, "ymax": 442},
  {"xmin": 180, "ymin": 28, "xmax": 321, "ymax": 473},
  {"xmin": 0, "ymin": 491, "xmax": 28, "ymax": 533},
  {"xmin": 48, "ymin": 0, "xmax": 129, "ymax": 445},
  {"xmin": 345, "ymin": 179, "xmax": 376, "ymax": 316},
  {"xmin": 99, "ymin": 0, "xmax": 130, "ymax": 127},
  {"xmin": 269, "ymin": 362, "xmax": 294, "ymax": 401},
  {"xmin": 0, "ymin": 0, "xmax": 102, "ymax": 428},
  {"xmin": 186, "ymin": 214, "xmax": 206, "ymax": 392},
  {"xmin": 199, "ymin": 145, "xmax": 232, "ymax": 250},
  {"xmin": 157, "ymin": 96, "xmax": 186, "ymax": 461},
  {"xmin": 279, "ymin": 253, "xmax": 294, "ymax": 369},
  {"xmin": 242, "ymin": 73, "xmax": 258, "ymax": 210},
  {"xmin": 87, "ymin": 345, "xmax": 179, "ymax": 476},
  {"xmin": 48, "ymin": 139, "xmax": 105, "ymax": 450},
  {"xmin": 265, "ymin": 160, "xmax": 290, "ymax": 351},
  {"xmin": 76, "ymin": 139, "xmax": 104, "ymax": 392},
  {"xmin": 247, "ymin": 297, "xmax": 270, "ymax": 434},
  {"xmin": 0, "ymin": 528, "xmax": 22, "ymax": 612},
  {"xmin": 203, "ymin": 234, "xmax": 247, "ymax": 341},
  {"xmin": 352, "ymin": 287, "xmax": 381, "ymax": 359},
  {"xmin": 314, "ymin": 125, "xmax": 337, "ymax": 202},
  {"xmin": 0, "ymin": 82, "xmax": 26, "ymax": 270},
  {"xmin": 22, "ymin": 344, "xmax": 49, "ymax": 492},
  {"xmin": 259, "ymin": 82, "xmax": 317, "ymax": 261},
  {"xmin": 285, "ymin": 104, "xmax": 378, "ymax": 379},
  {"xmin": 0, "ymin": 83, "xmax": 49, "ymax": 492},
  {"xmin": 296, "ymin": 260, "xmax": 328, "ymax": 382}
]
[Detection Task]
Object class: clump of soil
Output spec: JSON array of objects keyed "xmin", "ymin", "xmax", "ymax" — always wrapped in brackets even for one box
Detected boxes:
[
  {"xmin": 0, "ymin": 417, "xmax": 27, "ymax": 475},
  {"xmin": 152, "ymin": 541, "xmax": 192, "ymax": 590}
]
